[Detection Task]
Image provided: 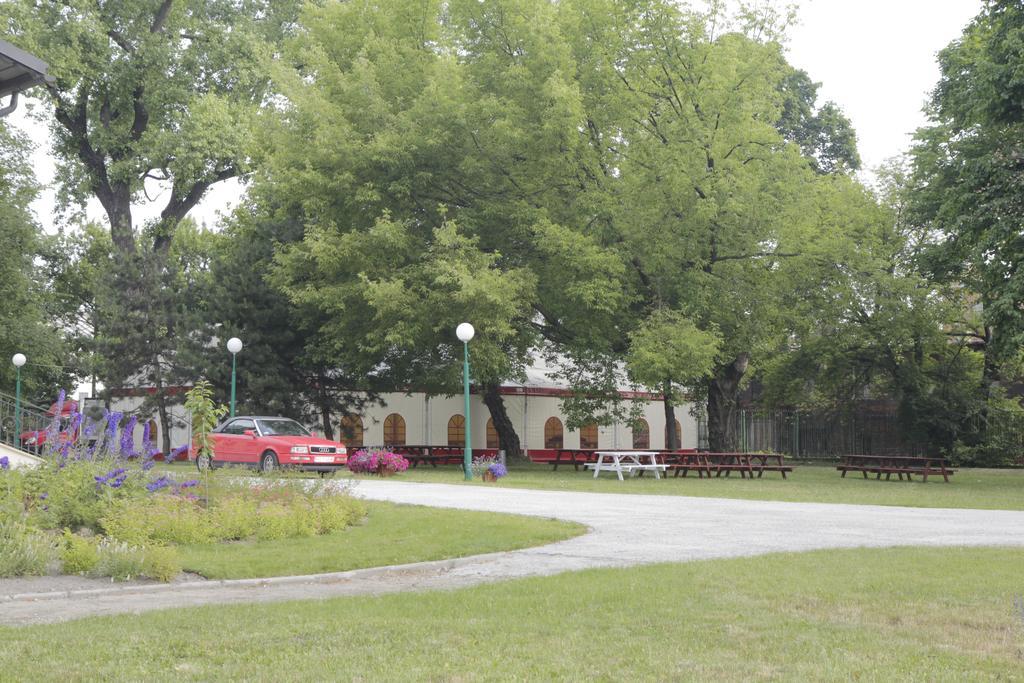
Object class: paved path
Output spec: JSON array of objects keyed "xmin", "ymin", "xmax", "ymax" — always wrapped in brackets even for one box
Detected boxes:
[{"xmin": 4, "ymin": 481, "xmax": 1024, "ymax": 626}]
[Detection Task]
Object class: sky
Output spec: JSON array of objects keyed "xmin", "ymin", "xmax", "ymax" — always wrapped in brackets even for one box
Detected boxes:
[
  {"xmin": 11, "ymin": 0, "xmax": 984, "ymax": 233},
  {"xmin": 785, "ymin": 0, "xmax": 982, "ymax": 178}
]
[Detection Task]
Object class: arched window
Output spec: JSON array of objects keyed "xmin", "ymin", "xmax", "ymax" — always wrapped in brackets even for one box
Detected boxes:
[
  {"xmin": 580, "ymin": 422, "xmax": 599, "ymax": 449},
  {"xmin": 447, "ymin": 415, "xmax": 465, "ymax": 447},
  {"xmin": 339, "ymin": 415, "xmax": 363, "ymax": 447},
  {"xmin": 632, "ymin": 418, "xmax": 650, "ymax": 449},
  {"xmin": 383, "ymin": 413, "xmax": 406, "ymax": 446},
  {"xmin": 544, "ymin": 417, "xmax": 563, "ymax": 449},
  {"xmin": 665, "ymin": 419, "xmax": 682, "ymax": 449},
  {"xmin": 486, "ymin": 418, "xmax": 499, "ymax": 449}
]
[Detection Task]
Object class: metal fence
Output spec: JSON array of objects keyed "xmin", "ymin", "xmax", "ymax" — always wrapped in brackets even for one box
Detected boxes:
[
  {"xmin": 698, "ymin": 409, "xmax": 917, "ymax": 459},
  {"xmin": 0, "ymin": 391, "xmax": 51, "ymax": 449},
  {"xmin": 697, "ymin": 407, "xmax": 1024, "ymax": 462}
]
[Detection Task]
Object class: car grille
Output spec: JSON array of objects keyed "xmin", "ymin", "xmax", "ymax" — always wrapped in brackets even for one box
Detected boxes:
[{"xmin": 310, "ymin": 446, "xmax": 337, "ymax": 454}]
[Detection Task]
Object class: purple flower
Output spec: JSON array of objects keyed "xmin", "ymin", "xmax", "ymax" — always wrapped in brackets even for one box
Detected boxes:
[
  {"xmin": 119, "ymin": 415, "xmax": 138, "ymax": 459},
  {"xmin": 0, "ymin": 455, "xmax": 8, "ymax": 470},
  {"xmin": 146, "ymin": 476, "xmax": 173, "ymax": 493},
  {"xmin": 488, "ymin": 462, "xmax": 508, "ymax": 478},
  {"xmin": 103, "ymin": 411, "xmax": 123, "ymax": 452},
  {"xmin": 39, "ymin": 492, "xmax": 48, "ymax": 500}
]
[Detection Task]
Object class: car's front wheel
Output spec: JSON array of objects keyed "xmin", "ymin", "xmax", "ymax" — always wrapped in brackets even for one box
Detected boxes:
[
  {"xmin": 259, "ymin": 451, "xmax": 279, "ymax": 473},
  {"xmin": 196, "ymin": 453, "xmax": 212, "ymax": 472}
]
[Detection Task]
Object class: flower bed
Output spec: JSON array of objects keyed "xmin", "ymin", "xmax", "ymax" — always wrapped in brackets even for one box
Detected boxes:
[
  {"xmin": 347, "ymin": 448, "xmax": 410, "ymax": 476},
  {"xmin": 0, "ymin": 392, "xmax": 367, "ymax": 582}
]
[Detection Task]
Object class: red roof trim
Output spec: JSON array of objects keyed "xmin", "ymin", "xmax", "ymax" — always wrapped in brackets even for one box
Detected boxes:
[
  {"xmin": 495, "ymin": 386, "xmax": 664, "ymax": 400},
  {"xmin": 108, "ymin": 386, "xmax": 191, "ymax": 398}
]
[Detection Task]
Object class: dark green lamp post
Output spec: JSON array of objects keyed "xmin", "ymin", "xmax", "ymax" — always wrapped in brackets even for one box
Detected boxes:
[
  {"xmin": 226, "ymin": 337, "xmax": 243, "ymax": 417},
  {"xmin": 456, "ymin": 322, "xmax": 475, "ymax": 480}
]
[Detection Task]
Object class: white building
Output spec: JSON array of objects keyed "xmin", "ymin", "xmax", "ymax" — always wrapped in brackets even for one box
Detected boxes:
[{"xmin": 110, "ymin": 356, "xmax": 697, "ymax": 458}]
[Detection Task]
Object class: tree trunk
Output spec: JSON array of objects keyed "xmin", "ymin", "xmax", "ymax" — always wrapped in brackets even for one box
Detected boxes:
[
  {"xmin": 150, "ymin": 360, "xmax": 173, "ymax": 456},
  {"xmin": 482, "ymin": 383, "xmax": 522, "ymax": 460},
  {"xmin": 663, "ymin": 379, "xmax": 678, "ymax": 450},
  {"xmin": 706, "ymin": 353, "xmax": 750, "ymax": 452},
  {"xmin": 319, "ymin": 394, "xmax": 334, "ymax": 441}
]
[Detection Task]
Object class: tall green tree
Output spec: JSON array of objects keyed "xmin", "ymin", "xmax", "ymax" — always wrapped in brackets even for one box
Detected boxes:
[
  {"xmin": 0, "ymin": 123, "xmax": 72, "ymax": 407},
  {"xmin": 2, "ymin": 0, "xmax": 303, "ymax": 445},
  {"xmin": 758, "ymin": 164, "xmax": 987, "ymax": 458},
  {"xmin": 907, "ymin": 0, "xmax": 1024, "ymax": 459}
]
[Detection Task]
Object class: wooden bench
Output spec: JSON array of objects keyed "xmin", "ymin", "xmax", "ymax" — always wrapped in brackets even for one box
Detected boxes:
[
  {"xmin": 838, "ymin": 455, "xmax": 956, "ymax": 482},
  {"xmin": 702, "ymin": 452, "xmax": 793, "ymax": 479},
  {"xmin": 551, "ymin": 449, "xmax": 599, "ymax": 471},
  {"xmin": 665, "ymin": 453, "xmax": 715, "ymax": 478}
]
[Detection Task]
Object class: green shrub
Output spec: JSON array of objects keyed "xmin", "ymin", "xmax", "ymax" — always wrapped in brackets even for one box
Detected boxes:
[
  {"xmin": 60, "ymin": 530, "xmax": 99, "ymax": 575},
  {"xmin": 211, "ymin": 496, "xmax": 258, "ymax": 540},
  {"xmin": 0, "ymin": 521, "xmax": 58, "ymax": 577},
  {"xmin": 313, "ymin": 494, "xmax": 367, "ymax": 534},
  {"xmin": 250, "ymin": 499, "xmax": 311, "ymax": 540},
  {"xmin": 253, "ymin": 502, "xmax": 296, "ymax": 541},
  {"xmin": 141, "ymin": 545, "xmax": 181, "ymax": 582},
  {"xmin": 92, "ymin": 539, "xmax": 147, "ymax": 581},
  {"xmin": 22, "ymin": 460, "xmax": 145, "ymax": 533},
  {"xmin": 101, "ymin": 496, "xmax": 215, "ymax": 546}
]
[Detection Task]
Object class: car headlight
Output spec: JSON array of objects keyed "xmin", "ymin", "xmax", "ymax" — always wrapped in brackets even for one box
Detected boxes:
[
  {"xmin": 25, "ymin": 437, "xmax": 37, "ymax": 445},
  {"xmin": 290, "ymin": 446, "xmax": 309, "ymax": 454}
]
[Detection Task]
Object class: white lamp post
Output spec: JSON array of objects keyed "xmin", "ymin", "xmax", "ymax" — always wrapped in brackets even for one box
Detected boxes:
[
  {"xmin": 456, "ymin": 323, "xmax": 475, "ymax": 480},
  {"xmin": 226, "ymin": 337, "xmax": 243, "ymax": 417},
  {"xmin": 11, "ymin": 353, "xmax": 25, "ymax": 445}
]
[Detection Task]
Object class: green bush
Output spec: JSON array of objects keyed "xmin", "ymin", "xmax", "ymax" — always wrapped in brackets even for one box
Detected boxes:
[
  {"xmin": 101, "ymin": 496, "xmax": 215, "ymax": 546},
  {"xmin": 254, "ymin": 502, "xmax": 301, "ymax": 541},
  {"xmin": 141, "ymin": 545, "xmax": 181, "ymax": 582},
  {"xmin": 211, "ymin": 496, "xmax": 259, "ymax": 540},
  {"xmin": 313, "ymin": 494, "xmax": 367, "ymax": 534},
  {"xmin": 22, "ymin": 460, "xmax": 145, "ymax": 533},
  {"xmin": 60, "ymin": 530, "xmax": 99, "ymax": 575},
  {"xmin": 92, "ymin": 539, "xmax": 147, "ymax": 582},
  {"xmin": 0, "ymin": 521, "xmax": 58, "ymax": 577}
]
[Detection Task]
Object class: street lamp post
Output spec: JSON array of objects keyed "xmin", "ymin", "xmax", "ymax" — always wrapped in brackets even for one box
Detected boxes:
[
  {"xmin": 11, "ymin": 353, "xmax": 26, "ymax": 446},
  {"xmin": 456, "ymin": 323, "xmax": 475, "ymax": 481},
  {"xmin": 226, "ymin": 337, "xmax": 243, "ymax": 417}
]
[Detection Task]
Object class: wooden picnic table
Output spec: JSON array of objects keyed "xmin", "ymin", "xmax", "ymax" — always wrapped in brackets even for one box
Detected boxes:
[
  {"xmin": 586, "ymin": 450, "xmax": 666, "ymax": 480},
  {"xmin": 837, "ymin": 454, "xmax": 955, "ymax": 482},
  {"xmin": 388, "ymin": 445, "xmax": 464, "ymax": 467},
  {"xmin": 551, "ymin": 449, "xmax": 599, "ymax": 471},
  {"xmin": 675, "ymin": 452, "xmax": 793, "ymax": 479}
]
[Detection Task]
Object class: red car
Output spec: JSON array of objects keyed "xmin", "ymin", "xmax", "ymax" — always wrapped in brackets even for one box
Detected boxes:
[
  {"xmin": 191, "ymin": 416, "xmax": 348, "ymax": 474},
  {"xmin": 20, "ymin": 399, "xmax": 78, "ymax": 454}
]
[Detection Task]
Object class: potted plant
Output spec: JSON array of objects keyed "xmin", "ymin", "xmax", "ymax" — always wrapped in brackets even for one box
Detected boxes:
[{"xmin": 471, "ymin": 456, "xmax": 507, "ymax": 482}]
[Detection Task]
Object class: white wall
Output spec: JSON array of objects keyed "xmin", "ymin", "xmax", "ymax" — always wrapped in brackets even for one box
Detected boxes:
[
  {"xmin": 109, "ymin": 389, "xmax": 699, "ymax": 455},
  {"xmin": 351, "ymin": 391, "xmax": 696, "ymax": 451}
]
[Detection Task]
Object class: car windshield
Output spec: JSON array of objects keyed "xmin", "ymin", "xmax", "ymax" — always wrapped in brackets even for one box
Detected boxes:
[{"xmin": 257, "ymin": 419, "xmax": 310, "ymax": 437}]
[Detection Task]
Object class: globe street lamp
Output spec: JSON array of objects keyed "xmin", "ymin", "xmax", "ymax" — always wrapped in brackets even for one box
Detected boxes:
[
  {"xmin": 11, "ymin": 353, "xmax": 25, "ymax": 446},
  {"xmin": 456, "ymin": 323, "xmax": 475, "ymax": 481},
  {"xmin": 226, "ymin": 337, "xmax": 243, "ymax": 418}
]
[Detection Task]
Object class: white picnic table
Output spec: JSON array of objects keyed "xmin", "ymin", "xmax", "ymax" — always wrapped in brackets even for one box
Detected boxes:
[{"xmin": 585, "ymin": 450, "xmax": 666, "ymax": 480}]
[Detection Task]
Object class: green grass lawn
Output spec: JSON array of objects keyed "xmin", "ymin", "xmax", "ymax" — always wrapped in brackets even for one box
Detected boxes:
[
  {"xmin": 375, "ymin": 461, "xmax": 1024, "ymax": 510},
  {"xmin": 3, "ymin": 546, "xmax": 1022, "ymax": 680},
  {"xmin": 179, "ymin": 501, "xmax": 583, "ymax": 579}
]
